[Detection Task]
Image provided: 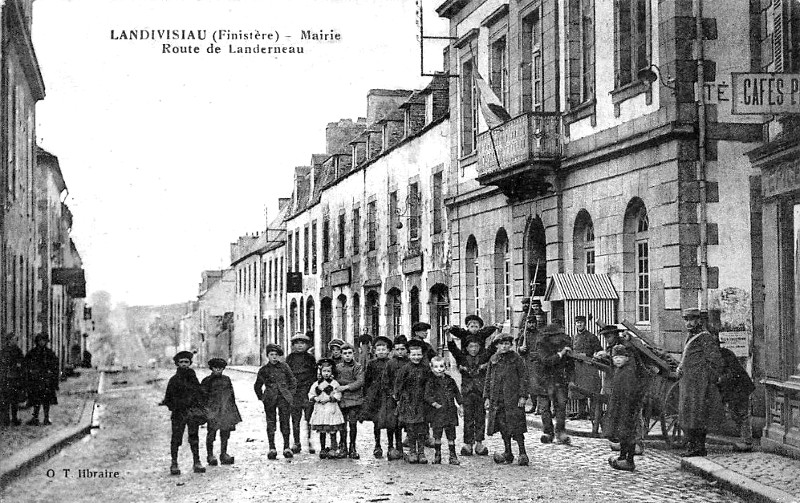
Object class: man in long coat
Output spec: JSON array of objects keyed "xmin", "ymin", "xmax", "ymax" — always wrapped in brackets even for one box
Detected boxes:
[
  {"xmin": 532, "ymin": 324, "xmax": 574, "ymax": 444},
  {"xmin": 25, "ymin": 334, "xmax": 60, "ymax": 425},
  {"xmin": 678, "ymin": 308, "xmax": 723, "ymax": 457},
  {"xmin": 569, "ymin": 316, "xmax": 602, "ymax": 420}
]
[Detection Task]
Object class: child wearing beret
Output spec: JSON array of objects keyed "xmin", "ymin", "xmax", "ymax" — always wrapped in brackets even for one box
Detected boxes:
[
  {"xmin": 201, "ymin": 358, "xmax": 241, "ymax": 466},
  {"xmin": 309, "ymin": 359, "xmax": 345, "ymax": 459},
  {"xmin": 254, "ymin": 343, "xmax": 297, "ymax": 460},
  {"xmin": 160, "ymin": 351, "xmax": 207, "ymax": 475}
]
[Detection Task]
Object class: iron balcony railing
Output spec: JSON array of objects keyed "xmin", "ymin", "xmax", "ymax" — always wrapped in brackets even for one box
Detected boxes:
[{"xmin": 476, "ymin": 112, "xmax": 560, "ymax": 177}]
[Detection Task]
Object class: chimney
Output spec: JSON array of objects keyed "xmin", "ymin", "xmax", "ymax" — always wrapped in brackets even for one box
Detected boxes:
[{"xmin": 326, "ymin": 119, "xmax": 367, "ymax": 155}]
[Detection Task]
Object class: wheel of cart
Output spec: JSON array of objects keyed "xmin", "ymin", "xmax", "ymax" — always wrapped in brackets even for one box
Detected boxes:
[
  {"xmin": 641, "ymin": 374, "xmax": 685, "ymax": 448},
  {"xmin": 660, "ymin": 380, "xmax": 684, "ymax": 448}
]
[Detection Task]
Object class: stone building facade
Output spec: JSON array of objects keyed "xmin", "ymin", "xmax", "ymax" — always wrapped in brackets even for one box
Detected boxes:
[
  {"xmin": 196, "ymin": 268, "xmax": 235, "ymax": 363},
  {"xmin": 437, "ymin": 0, "xmax": 761, "ymax": 373},
  {"xmin": 285, "ymin": 79, "xmax": 450, "ymax": 359}
]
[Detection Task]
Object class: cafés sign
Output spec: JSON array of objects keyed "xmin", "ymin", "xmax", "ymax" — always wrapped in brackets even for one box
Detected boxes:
[{"xmin": 732, "ymin": 72, "xmax": 800, "ymax": 114}]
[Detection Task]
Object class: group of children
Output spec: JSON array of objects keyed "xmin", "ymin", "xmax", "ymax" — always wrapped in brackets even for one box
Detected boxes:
[{"xmin": 162, "ymin": 314, "xmax": 644, "ymax": 474}]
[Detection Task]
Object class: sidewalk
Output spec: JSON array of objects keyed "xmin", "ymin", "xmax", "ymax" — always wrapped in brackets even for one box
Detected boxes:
[{"xmin": 0, "ymin": 369, "xmax": 100, "ymax": 490}]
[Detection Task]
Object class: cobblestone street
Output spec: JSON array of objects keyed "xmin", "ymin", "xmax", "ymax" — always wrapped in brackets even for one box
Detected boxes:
[{"xmin": 3, "ymin": 369, "xmax": 744, "ymax": 503}]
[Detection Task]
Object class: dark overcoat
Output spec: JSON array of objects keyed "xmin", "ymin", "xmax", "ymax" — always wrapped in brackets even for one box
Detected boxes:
[
  {"xmin": 447, "ymin": 339, "xmax": 494, "ymax": 396},
  {"xmin": 570, "ymin": 329, "xmax": 603, "ymax": 397},
  {"xmin": 603, "ymin": 361, "xmax": 643, "ymax": 442},
  {"xmin": 200, "ymin": 373, "xmax": 242, "ymax": 431},
  {"xmin": 424, "ymin": 373, "xmax": 462, "ymax": 429},
  {"xmin": 254, "ymin": 361, "xmax": 297, "ymax": 405},
  {"xmin": 717, "ymin": 347, "xmax": 755, "ymax": 403},
  {"xmin": 532, "ymin": 332, "xmax": 574, "ymax": 388},
  {"xmin": 678, "ymin": 330, "xmax": 724, "ymax": 430},
  {"xmin": 379, "ymin": 355, "xmax": 408, "ymax": 428},
  {"xmin": 484, "ymin": 351, "xmax": 528, "ymax": 436},
  {"xmin": 360, "ymin": 356, "xmax": 390, "ymax": 425},
  {"xmin": 393, "ymin": 360, "xmax": 430, "ymax": 425},
  {"xmin": 286, "ymin": 352, "xmax": 317, "ymax": 406},
  {"xmin": 336, "ymin": 360, "xmax": 364, "ymax": 408},
  {"xmin": 163, "ymin": 367, "xmax": 204, "ymax": 417},
  {"xmin": 0, "ymin": 344, "xmax": 25, "ymax": 402},
  {"xmin": 448, "ymin": 326, "xmax": 498, "ymax": 346},
  {"xmin": 25, "ymin": 346, "xmax": 59, "ymax": 406}
]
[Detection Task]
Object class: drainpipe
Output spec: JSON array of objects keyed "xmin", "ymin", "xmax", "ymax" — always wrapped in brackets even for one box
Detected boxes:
[{"xmin": 695, "ymin": 0, "xmax": 709, "ymax": 312}]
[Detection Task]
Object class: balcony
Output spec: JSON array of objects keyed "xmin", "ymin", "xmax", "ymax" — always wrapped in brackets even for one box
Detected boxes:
[{"xmin": 476, "ymin": 112, "xmax": 560, "ymax": 200}]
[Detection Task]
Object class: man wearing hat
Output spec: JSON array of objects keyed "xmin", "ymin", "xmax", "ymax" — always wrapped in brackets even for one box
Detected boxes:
[
  {"xmin": 570, "ymin": 316, "xmax": 603, "ymax": 420},
  {"xmin": 24, "ymin": 333, "xmax": 59, "ymax": 426},
  {"xmin": 161, "ymin": 350, "xmax": 206, "ymax": 475},
  {"xmin": 677, "ymin": 307, "xmax": 723, "ymax": 457},
  {"xmin": 411, "ymin": 322, "xmax": 437, "ymax": 363},
  {"xmin": 532, "ymin": 324, "xmax": 574, "ymax": 444},
  {"xmin": 254, "ymin": 343, "xmax": 297, "ymax": 459},
  {"xmin": 286, "ymin": 332, "xmax": 317, "ymax": 454}
]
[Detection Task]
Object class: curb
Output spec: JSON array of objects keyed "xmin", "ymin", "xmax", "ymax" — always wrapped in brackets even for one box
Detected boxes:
[
  {"xmin": 0, "ymin": 372, "xmax": 101, "ymax": 491},
  {"xmin": 681, "ymin": 457, "xmax": 798, "ymax": 503}
]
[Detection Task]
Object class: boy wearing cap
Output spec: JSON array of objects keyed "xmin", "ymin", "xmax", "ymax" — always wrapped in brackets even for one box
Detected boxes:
[
  {"xmin": 287, "ymin": 332, "xmax": 317, "ymax": 454},
  {"xmin": 381, "ymin": 335, "xmax": 409, "ymax": 460},
  {"xmin": 161, "ymin": 351, "xmax": 207, "ymax": 475},
  {"xmin": 447, "ymin": 315, "xmax": 500, "ymax": 348},
  {"xmin": 532, "ymin": 324, "xmax": 574, "ymax": 445},
  {"xmin": 360, "ymin": 335, "xmax": 394, "ymax": 458},
  {"xmin": 201, "ymin": 358, "xmax": 241, "ymax": 466},
  {"xmin": 328, "ymin": 338, "xmax": 345, "ymax": 365},
  {"xmin": 394, "ymin": 338, "xmax": 432, "ymax": 463},
  {"xmin": 336, "ymin": 343, "xmax": 364, "ymax": 459},
  {"xmin": 604, "ymin": 345, "xmax": 642, "ymax": 471},
  {"xmin": 484, "ymin": 333, "xmax": 530, "ymax": 466},
  {"xmin": 254, "ymin": 344, "xmax": 297, "ymax": 459},
  {"xmin": 447, "ymin": 331, "xmax": 496, "ymax": 456}
]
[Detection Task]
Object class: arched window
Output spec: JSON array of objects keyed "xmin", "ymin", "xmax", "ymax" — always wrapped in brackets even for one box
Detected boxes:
[
  {"xmin": 366, "ymin": 290, "xmax": 380, "ymax": 339},
  {"xmin": 299, "ymin": 297, "xmax": 305, "ymax": 333},
  {"xmin": 289, "ymin": 299, "xmax": 298, "ymax": 335},
  {"xmin": 430, "ymin": 284, "xmax": 450, "ymax": 352},
  {"xmin": 320, "ymin": 298, "xmax": 333, "ymax": 353},
  {"xmin": 410, "ymin": 287, "xmax": 420, "ymax": 326},
  {"xmin": 465, "ymin": 235, "xmax": 479, "ymax": 313},
  {"xmin": 524, "ymin": 217, "xmax": 547, "ymax": 296},
  {"xmin": 352, "ymin": 293, "xmax": 361, "ymax": 338},
  {"xmin": 306, "ymin": 297, "xmax": 315, "ymax": 337},
  {"xmin": 623, "ymin": 199, "xmax": 650, "ymax": 323},
  {"xmin": 573, "ymin": 210, "xmax": 596, "ymax": 274},
  {"xmin": 336, "ymin": 294, "xmax": 348, "ymax": 342},
  {"xmin": 494, "ymin": 228, "xmax": 512, "ymax": 322},
  {"xmin": 386, "ymin": 288, "xmax": 402, "ymax": 338}
]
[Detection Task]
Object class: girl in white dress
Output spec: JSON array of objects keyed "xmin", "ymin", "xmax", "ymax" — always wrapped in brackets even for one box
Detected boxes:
[{"xmin": 308, "ymin": 358, "xmax": 345, "ymax": 459}]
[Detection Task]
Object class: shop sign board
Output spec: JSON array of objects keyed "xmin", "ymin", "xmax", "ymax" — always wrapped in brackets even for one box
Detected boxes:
[
  {"xmin": 731, "ymin": 73, "xmax": 800, "ymax": 115},
  {"xmin": 719, "ymin": 331, "xmax": 749, "ymax": 357}
]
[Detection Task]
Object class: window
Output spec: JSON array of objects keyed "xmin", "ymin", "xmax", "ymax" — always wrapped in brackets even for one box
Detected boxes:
[
  {"xmin": 322, "ymin": 217, "xmax": 330, "ymax": 262},
  {"xmin": 352, "ymin": 208, "xmax": 360, "ymax": 255},
  {"xmin": 337, "ymin": 295, "xmax": 347, "ymax": 341},
  {"xmin": 636, "ymin": 210, "xmax": 650, "ymax": 322},
  {"xmin": 410, "ymin": 287, "xmax": 420, "ymax": 326},
  {"xmin": 494, "ymin": 229, "xmax": 511, "ymax": 322},
  {"xmin": 465, "ymin": 236, "xmax": 479, "ymax": 313},
  {"xmin": 525, "ymin": 216, "xmax": 547, "ymax": 296},
  {"xmin": 490, "ymin": 36, "xmax": 509, "ymax": 108},
  {"xmin": 306, "ymin": 298, "xmax": 315, "ymax": 335},
  {"xmin": 367, "ymin": 201, "xmax": 377, "ymax": 251},
  {"xmin": 268, "ymin": 260, "xmax": 272, "ymax": 296},
  {"xmin": 338, "ymin": 213, "xmax": 346, "ymax": 258},
  {"xmin": 567, "ymin": 0, "xmax": 595, "ymax": 106},
  {"xmin": 300, "ymin": 297, "xmax": 305, "ymax": 332},
  {"xmin": 615, "ymin": 0, "xmax": 649, "ymax": 88},
  {"xmin": 387, "ymin": 289, "xmax": 402, "ymax": 338},
  {"xmin": 389, "ymin": 192, "xmax": 399, "ymax": 245},
  {"xmin": 287, "ymin": 231, "xmax": 293, "ymax": 273},
  {"xmin": 431, "ymin": 285, "xmax": 450, "ymax": 352},
  {"xmin": 409, "ymin": 183, "xmax": 421, "ymax": 243},
  {"xmin": 522, "ymin": 10, "xmax": 544, "ymax": 112},
  {"xmin": 304, "ymin": 226, "xmax": 309, "ymax": 274},
  {"xmin": 352, "ymin": 294, "xmax": 360, "ymax": 338},
  {"xmin": 432, "ymin": 172, "xmax": 443, "ymax": 234},
  {"xmin": 366, "ymin": 291, "xmax": 380, "ymax": 338},
  {"xmin": 279, "ymin": 257, "xmax": 283, "ymax": 298},
  {"xmin": 290, "ymin": 299, "xmax": 298, "ymax": 335},
  {"xmin": 585, "ymin": 224, "xmax": 596, "ymax": 274},
  {"xmin": 294, "ymin": 230, "xmax": 300, "ymax": 273},
  {"xmin": 460, "ymin": 57, "xmax": 478, "ymax": 155},
  {"xmin": 312, "ymin": 220, "xmax": 318, "ymax": 273}
]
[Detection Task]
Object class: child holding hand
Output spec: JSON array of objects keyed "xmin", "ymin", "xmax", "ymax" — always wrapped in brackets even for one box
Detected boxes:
[{"xmin": 309, "ymin": 359, "xmax": 345, "ymax": 459}]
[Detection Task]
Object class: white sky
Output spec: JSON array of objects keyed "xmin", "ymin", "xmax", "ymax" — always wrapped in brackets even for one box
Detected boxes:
[{"xmin": 32, "ymin": 0, "xmax": 448, "ymax": 306}]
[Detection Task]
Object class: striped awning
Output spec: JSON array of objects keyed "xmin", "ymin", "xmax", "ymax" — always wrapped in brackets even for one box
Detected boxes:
[{"xmin": 544, "ymin": 274, "xmax": 618, "ymax": 301}]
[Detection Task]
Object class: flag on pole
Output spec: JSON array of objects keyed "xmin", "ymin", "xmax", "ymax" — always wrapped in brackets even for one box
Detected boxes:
[{"xmin": 473, "ymin": 69, "xmax": 512, "ymax": 128}]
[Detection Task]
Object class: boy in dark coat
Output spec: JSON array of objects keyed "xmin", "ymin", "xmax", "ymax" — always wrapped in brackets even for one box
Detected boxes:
[
  {"xmin": 254, "ymin": 343, "xmax": 297, "ymax": 460},
  {"xmin": 1, "ymin": 333, "xmax": 25, "ymax": 426},
  {"xmin": 717, "ymin": 345, "xmax": 755, "ymax": 451},
  {"xmin": 532, "ymin": 324, "xmax": 574, "ymax": 444},
  {"xmin": 360, "ymin": 335, "xmax": 394, "ymax": 459},
  {"xmin": 410, "ymin": 322, "xmax": 438, "ymax": 363},
  {"xmin": 201, "ymin": 358, "xmax": 242, "ymax": 466},
  {"xmin": 161, "ymin": 350, "xmax": 207, "ymax": 475},
  {"xmin": 484, "ymin": 333, "xmax": 530, "ymax": 466},
  {"xmin": 447, "ymin": 332, "xmax": 496, "ymax": 456},
  {"xmin": 335, "ymin": 343, "xmax": 365, "ymax": 459},
  {"xmin": 424, "ymin": 356, "xmax": 463, "ymax": 465},
  {"xmin": 381, "ymin": 335, "xmax": 409, "ymax": 461},
  {"xmin": 604, "ymin": 345, "xmax": 642, "ymax": 471},
  {"xmin": 447, "ymin": 314, "xmax": 500, "ymax": 348},
  {"xmin": 286, "ymin": 332, "xmax": 317, "ymax": 454},
  {"xmin": 328, "ymin": 338, "xmax": 345, "ymax": 364},
  {"xmin": 394, "ymin": 338, "xmax": 432, "ymax": 464},
  {"xmin": 24, "ymin": 334, "xmax": 59, "ymax": 426}
]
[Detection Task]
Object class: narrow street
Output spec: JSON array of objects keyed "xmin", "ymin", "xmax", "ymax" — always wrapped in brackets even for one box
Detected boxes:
[{"xmin": 4, "ymin": 368, "xmax": 743, "ymax": 503}]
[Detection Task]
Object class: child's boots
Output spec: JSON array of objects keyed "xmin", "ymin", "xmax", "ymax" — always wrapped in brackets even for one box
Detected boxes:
[
  {"xmin": 190, "ymin": 443, "xmax": 206, "ymax": 473},
  {"xmin": 170, "ymin": 445, "xmax": 180, "ymax": 475},
  {"xmin": 404, "ymin": 444, "xmax": 418, "ymax": 464},
  {"xmin": 206, "ymin": 441, "xmax": 218, "ymax": 466},
  {"xmin": 448, "ymin": 444, "xmax": 460, "ymax": 465},
  {"xmin": 416, "ymin": 436, "xmax": 428, "ymax": 464},
  {"xmin": 474, "ymin": 441, "xmax": 488, "ymax": 455},
  {"xmin": 460, "ymin": 443, "xmax": 473, "ymax": 456},
  {"xmin": 433, "ymin": 444, "xmax": 442, "ymax": 464},
  {"xmin": 219, "ymin": 436, "xmax": 234, "ymax": 464}
]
